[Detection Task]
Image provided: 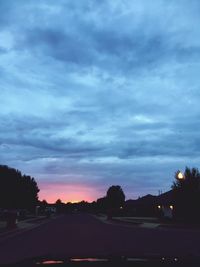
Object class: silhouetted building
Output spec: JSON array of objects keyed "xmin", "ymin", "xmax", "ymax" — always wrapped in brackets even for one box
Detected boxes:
[
  {"xmin": 124, "ymin": 194, "xmax": 157, "ymax": 217},
  {"xmin": 124, "ymin": 191, "xmax": 175, "ymax": 218},
  {"xmin": 156, "ymin": 190, "xmax": 174, "ymax": 219}
]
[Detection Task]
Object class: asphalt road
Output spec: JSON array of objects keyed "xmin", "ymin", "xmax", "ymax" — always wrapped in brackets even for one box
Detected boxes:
[{"xmin": 0, "ymin": 213, "xmax": 200, "ymax": 264}]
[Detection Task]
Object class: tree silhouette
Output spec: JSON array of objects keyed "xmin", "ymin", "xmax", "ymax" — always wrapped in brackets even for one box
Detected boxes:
[
  {"xmin": 96, "ymin": 197, "xmax": 107, "ymax": 213},
  {"xmin": 0, "ymin": 165, "xmax": 39, "ymax": 212},
  {"xmin": 106, "ymin": 185, "xmax": 125, "ymax": 219},
  {"xmin": 55, "ymin": 199, "xmax": 62, "ymax": 205},
  {"xmin": 41, "ymin": 199, "xmax": 48, "ymax": 206},
  {"xmin": 55, "ymin": 199, "xmax": 64, "ymax": 214},
  {"xmin": 172, "ymin": 167, "xmax": 200, "ymax": 222},
  {"xmin": 39, "ymin": 199, "xmax": 48, "ymax": 214}
]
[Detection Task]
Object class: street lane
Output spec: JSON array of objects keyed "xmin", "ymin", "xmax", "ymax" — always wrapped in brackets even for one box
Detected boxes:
[{"xmin": 0, "ymin": 213, "xmax": 200, "ymax": 264}]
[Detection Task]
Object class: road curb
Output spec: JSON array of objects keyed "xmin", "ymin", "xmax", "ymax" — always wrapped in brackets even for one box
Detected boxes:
[
  {"xmin": 92, "ymin": 215, "xmax": 160, "ymax": 229},
  {"xmin": 92, "ymin": 215, "xmax": 141, "ymax": 227}
]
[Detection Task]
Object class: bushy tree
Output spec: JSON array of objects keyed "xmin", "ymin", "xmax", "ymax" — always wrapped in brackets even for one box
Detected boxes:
[
  {"xmin": 172, "ymin": 167, "xmax": 200, "ymax": 222},
  {"xmin": 96, "ymin": 197, "xmax": 107, "ymax": 213},
  {"xmin": 41, "ymin": 199, "xmax": 48, "ymax": 207},
  {"xmin": 55, "ymin": 199, "xmax": 62, "ymax": 205},
  {"xmin": 106, "ymin": 185, "xmax": 125, "ymax": 219},
  {"xmin": 0, "ymin": 165, "xmax": 39, "ymax": 212},
  {"xmin": 55, "ymin": 199, "xmax": 64, "ymax": 213}
]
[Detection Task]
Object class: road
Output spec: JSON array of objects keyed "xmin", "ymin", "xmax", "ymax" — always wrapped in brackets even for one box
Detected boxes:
[{"xmin": 0, "ymin": 213, "xmax": 200, "ymax": 264}]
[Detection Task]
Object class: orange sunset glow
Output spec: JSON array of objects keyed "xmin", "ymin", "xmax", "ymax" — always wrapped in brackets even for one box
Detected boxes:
[{"xmin": 38, "ymin": 183, "xmax": 101, "ymax": 203}]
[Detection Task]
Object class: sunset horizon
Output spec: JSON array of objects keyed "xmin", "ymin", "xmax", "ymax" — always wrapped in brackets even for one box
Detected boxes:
[{"xmin": 38, "ymin": 181, "xmax": 102, "ymax": 204}]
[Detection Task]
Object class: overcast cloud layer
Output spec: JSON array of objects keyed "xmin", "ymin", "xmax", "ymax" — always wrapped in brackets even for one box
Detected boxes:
[{"xmin": 1, "ymin": 0, "xmax": 200, "ymax": 202}]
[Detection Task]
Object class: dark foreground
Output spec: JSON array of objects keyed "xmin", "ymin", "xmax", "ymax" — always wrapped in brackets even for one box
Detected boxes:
[{"xmin": 0, "ymin": 213, "xmax": 200, "ymax": 264}]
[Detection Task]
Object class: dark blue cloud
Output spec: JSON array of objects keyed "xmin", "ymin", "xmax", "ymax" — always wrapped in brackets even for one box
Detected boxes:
[{"xmin": 1, "ymin": 0, "xmax": 200, "ymax": 200}]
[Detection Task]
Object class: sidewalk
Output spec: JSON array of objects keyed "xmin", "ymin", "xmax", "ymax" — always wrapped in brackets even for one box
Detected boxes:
[{"xmin": 94, "ymin": 214, "xmax": 200, "ymax": 231}]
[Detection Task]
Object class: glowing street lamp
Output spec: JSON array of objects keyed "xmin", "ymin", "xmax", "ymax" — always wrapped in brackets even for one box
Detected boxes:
[{"xmin": 177, "ymin": 172, "xmax": 184, "ymax": 180}]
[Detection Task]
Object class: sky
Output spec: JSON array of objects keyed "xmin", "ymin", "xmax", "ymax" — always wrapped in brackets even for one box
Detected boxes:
[{"xmin": 1, "ymin": 0, "xmax": 200, "ymax": 203}]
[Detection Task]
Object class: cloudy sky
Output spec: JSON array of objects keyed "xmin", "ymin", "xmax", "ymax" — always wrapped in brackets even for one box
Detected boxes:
[{"xmin": 0, "ymin": 0, "xmax": 200, "ymax": 203}]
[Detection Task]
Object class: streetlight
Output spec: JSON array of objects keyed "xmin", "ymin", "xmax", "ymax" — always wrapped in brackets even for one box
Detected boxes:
[{"xmin": 177, "ymin": 172, "xmax": 184, "ymax": 180}]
